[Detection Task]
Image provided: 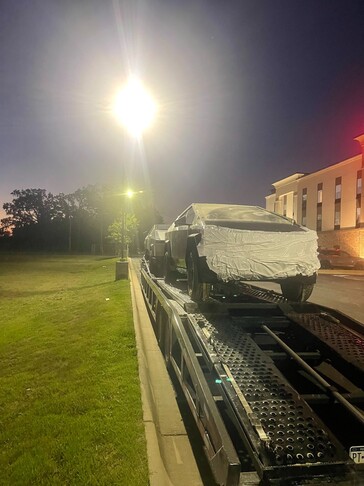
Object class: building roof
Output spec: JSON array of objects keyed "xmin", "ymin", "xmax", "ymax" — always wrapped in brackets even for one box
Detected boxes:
[
  {"xmin": 272, "ymin": 173, "xmax": 306, "ymax": 188},
  {"xmin": 271, "ymin": 154, "xmax": 362, "ymax": 188}
]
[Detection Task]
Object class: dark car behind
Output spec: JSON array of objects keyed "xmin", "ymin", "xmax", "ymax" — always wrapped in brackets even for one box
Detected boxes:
[{"xmin": 318, "ymin": 249, "xmax": 364, "ymax": 269}]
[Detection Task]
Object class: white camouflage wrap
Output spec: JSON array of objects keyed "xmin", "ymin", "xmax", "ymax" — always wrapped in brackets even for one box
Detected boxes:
[{"xmin": 197, "ymin": 225, "xmax": 320, "ymax": 281}]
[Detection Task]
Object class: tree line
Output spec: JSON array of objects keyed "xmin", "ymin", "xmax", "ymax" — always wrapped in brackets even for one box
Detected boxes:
[{"xmin": 0, "ymin": 186, "xmax": 163, "ymax": 254}]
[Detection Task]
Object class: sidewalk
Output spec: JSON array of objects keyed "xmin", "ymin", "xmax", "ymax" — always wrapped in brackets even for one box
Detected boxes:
[
  {"xmin": 319, "ymin": 269, "xmax": 364, "ymax": 276},
  {"xmin": 128, "ymin": 259, "xmax": 203, "ymax": 486}
]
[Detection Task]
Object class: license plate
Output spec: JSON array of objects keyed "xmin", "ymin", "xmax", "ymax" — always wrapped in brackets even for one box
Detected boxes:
[{"xmin": 349, "ymin": 446, "xmax": 364, "ymax": 464}]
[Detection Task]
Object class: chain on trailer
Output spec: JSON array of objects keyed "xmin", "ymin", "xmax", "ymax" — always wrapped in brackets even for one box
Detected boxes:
[{"xmin": 139, "ymin": 259, "xmax": 364, "ymax": 486}]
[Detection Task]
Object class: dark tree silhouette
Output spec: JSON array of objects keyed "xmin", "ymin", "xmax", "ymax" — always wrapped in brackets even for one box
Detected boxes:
[
  {"xmin": 0, "ymin": 186, "xmax": 164, "ymax": 253},
  {"xmin": 1, "ymin": 189, "xmax": 58, "ymax": 229}
]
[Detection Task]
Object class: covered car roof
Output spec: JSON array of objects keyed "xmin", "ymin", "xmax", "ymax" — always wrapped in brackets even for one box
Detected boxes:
[
  {"xmin": 191, "ymin": 203, "xmax": 294, "ymax": 225},
  {"xmin": 174, "ymin": 204, "xmax": 302, "ymax": 233},
  {"xmin": 146, "ymin": 224, "xmax": 169, "ymax": 241}
]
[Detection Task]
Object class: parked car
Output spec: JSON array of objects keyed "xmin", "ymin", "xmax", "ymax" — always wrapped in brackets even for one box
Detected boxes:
[
  {"xmin": 318, "ymin": 248, "xmax": 364, "ymax": 269},
  {"xmin": 144, "ymin": 224, "xmax": 170, "ymax": 277},
  {"xmin": 164, "ymin": 203, "xmax": 320, "ymax": 302}
]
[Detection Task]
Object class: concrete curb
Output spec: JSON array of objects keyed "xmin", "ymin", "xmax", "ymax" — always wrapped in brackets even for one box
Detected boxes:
[
  {"xmin": 129, "ymin": 259, "xmax": 203, "ymax": 486},
  {"xmin": 318, "ymin": 269, "xmax": 364, "ymax": 276}
]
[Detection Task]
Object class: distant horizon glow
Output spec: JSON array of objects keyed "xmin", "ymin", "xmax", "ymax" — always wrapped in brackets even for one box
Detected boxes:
[{"xmin": 112, "ymin": 78, "xmax": 157, "ymax": 138}]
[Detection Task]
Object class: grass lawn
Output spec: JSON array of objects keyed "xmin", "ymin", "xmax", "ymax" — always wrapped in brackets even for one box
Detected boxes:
[{"xmin": 0, "ymin": 254, "xmax": 148, "ymax": 485}]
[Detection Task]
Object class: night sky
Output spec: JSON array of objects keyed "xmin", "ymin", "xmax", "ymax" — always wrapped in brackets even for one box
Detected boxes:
[{"xmin": 1, "ymin": 0, "xmax": 364, "ymax": 222}]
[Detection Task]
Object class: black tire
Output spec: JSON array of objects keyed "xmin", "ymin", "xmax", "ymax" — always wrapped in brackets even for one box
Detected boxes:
[
  {"xmin": 163, "ymin": 251, "xmax": 175, "ymax": 284},
  {"xmin": 187, "ymin": 251, "xmax": 207, "ymax": 301},
  {"xmin": 320, "ymin": 260, "xmax": 331, "ymax": 269},
  {"xmin": 280, "ymin": 281, "xmax": 314, "ymax": 302},
  {"xmin": 154, "ymin": 258, "xmax": 164, "ymax": 278}
]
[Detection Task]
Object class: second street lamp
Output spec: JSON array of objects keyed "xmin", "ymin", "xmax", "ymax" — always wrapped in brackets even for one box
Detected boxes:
[{"xmin": 120, "ymin": 189, "xmax": 144, "ymax": 259}]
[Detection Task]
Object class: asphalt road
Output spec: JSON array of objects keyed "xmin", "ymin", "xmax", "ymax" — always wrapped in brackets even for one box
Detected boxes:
[
  {"xmin": 311, "ymin": 272, "xmax": 364, "ymax": 324},
  {"xmin": 254, "ymin": 271, "xmax": 364, "ymax": 325}
]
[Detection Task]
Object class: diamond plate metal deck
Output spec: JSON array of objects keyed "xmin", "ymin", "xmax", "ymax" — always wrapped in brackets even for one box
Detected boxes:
[
  {"xmin": 198, "ymin": 316, "xmax": 348, "ymax": 468},
  {"xmin": 288, "ymin": 312, "xmax": 364, "ymax": 372}
]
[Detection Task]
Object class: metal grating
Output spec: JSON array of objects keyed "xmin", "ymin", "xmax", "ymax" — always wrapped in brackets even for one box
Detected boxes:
[
  {"xmin": 202, "ymin": 318, "xmax": 344, "ymax": 467},
  {"xmin": 289, "ymin": 313, "xmax": 364, "ymax": 371},
  {"xmin": 238, "ymin": 284, "xmax": 287, "ymax": 304}
]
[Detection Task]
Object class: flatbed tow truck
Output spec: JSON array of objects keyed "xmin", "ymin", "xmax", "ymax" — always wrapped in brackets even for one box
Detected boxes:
[{"xmin": 140, "ymin": 259, "xmax": 364, "ymax": 485}]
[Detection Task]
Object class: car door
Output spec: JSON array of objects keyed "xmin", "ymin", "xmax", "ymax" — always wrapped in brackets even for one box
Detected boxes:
[
  {"xmin": 169, "ymin": 207, "xmax": 195, "ymax": 268},
  {"xmin": 336, "ymin": 251, "xmax": 355, "ymax": 267}
]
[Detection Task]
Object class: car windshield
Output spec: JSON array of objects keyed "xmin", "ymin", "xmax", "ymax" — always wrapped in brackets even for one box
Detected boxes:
[{"xmin": 194, "ymin": 204, "xmax": 294, "ymax": 225}]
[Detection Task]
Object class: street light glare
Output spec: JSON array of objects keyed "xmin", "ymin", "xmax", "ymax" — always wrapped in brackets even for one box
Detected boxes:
[
  {"xmin": 113, "ymin": 78, "xmax": 157, "ymax": 137},
  {"xmin": 118, "ymin": 189, "xmax": 144, "ymax": 198}
]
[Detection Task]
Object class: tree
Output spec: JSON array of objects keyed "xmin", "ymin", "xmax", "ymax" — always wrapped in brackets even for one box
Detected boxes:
[
  {"xmin": 54, "ymin": 189, "xmax": 98, "ymax": 253},
  {"xmin": 107, "ymin": 213, "xmax": 139, "ymax": 257},
  {"xmin": 122, "ymin": 195, "xmax": 164, "ymax": 251},
  {"xmin": 68, "ymin": 184, "xmax": 125, "ymax": 254},
  {"xmin": 52, "ymin": 185, "xmax": 120, "ymax": 253},
  {"xmin": 1, "ymin": 189, "xmax": 58, "ymax": 230},
  {"xmin": 1, "ymin": 189, "xmax": 66, "ymax": 250},
  {"xmin": 0, "ymin": 185, "xmax": 164, "ymax": 253}
]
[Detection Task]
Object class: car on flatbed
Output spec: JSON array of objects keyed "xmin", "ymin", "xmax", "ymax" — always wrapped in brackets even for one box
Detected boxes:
[
  {"xmin": 144, "ymin": 224, "xmax": 170, "ymax": 277},
  {"xmin": 163, "ymin": 203, "xmax": 320, "ymax": 302}
]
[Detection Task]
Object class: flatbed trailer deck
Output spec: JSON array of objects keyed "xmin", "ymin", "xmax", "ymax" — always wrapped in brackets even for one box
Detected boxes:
[{"xmin": 140, "ymin": 260, "xmax": 364, "ymax": 485}]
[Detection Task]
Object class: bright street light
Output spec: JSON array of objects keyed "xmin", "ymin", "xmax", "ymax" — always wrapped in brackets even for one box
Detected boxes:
[
  {"xmin": 119, "ymin": 189, "xmax": 144, "ymax": 199},
  {"xmin": 113, "ymin": 78, "xmax": 157, "ymax": 138}
]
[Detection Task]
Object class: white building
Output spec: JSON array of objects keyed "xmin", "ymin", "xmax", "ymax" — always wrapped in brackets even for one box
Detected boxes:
[{"xmin": 265, "ymin": 134, "xmax": 364, "ymax": 257}]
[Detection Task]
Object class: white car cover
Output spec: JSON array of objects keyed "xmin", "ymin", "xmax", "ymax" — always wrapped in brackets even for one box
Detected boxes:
[{"xmin": 197, "ymin": 225, "xmax": 320, "ymax": 281}]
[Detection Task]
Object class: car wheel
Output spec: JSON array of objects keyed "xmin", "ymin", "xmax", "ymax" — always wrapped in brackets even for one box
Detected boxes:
[
  {"xmin": 163, "ymin": 252, "xmax": 175, "ymax": 284},
  {"xmin": 155, "ymin": 258, "xmax": 164, "ymax": 278},
  {"xmin": 280, "ymin": 281, "xmax": 314, "ymax": 302},
  {"xmin": 187, "ymin": 251, "xmax": 207, "ymax": 301},
  {"xmin": 320, "ymin": 260, "xmax": 331, "ymax": 269}
]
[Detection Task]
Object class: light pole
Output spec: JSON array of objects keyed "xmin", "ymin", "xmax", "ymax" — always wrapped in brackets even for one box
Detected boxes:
[
  {"xmin": 120, "ymin": 189, "xmax": 144, "ymax": 259},
  {"xmin": 112, "ymin": 77, "xmax": 157, "ymax": 259}
]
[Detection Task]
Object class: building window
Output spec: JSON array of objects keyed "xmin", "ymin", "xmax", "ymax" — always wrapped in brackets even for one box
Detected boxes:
[
  {"xmin": 302, "ymin": 188, "xmax": 307, "ymax": 204},
  {"xmin": 356, "ymin": 171, "xmax": 362, "ymax": 227},
  {"xmin": 335, "ymin": 177, "xmax": 342, "ymax": 200},
  {"xmin": 316, "ymin": 204, "xmax": 322, "ymax": 232},
  {"xmin": 357, "ymin": 170, "xmax": 362, "ymax": 196},
  {"xmin": 357, "ymin": 197, "xmax": 361, "ymax": 228},
  {"xmin": 317, "ymin": 183, "xmax": 323, "ymax": 203},
  {"xmin": 334, "ymin": 201, "xmax": 341, "ymax": 229},
  {"xmin": 301, "ymin": 188, "xmax": 307, "ymax": 226}
]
